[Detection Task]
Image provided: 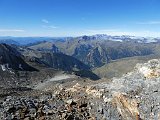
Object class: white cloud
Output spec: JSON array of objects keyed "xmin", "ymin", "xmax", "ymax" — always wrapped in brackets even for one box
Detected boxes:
[
  {"xmin": 0, "ymin": 29, "xmax": 25, "ymax": 32},
  {"xmin": 42, "ymin": 19, "xmax": 49, "ymax": 24},
  {"xmin": 42, "ymin": 25, "xmax": 58, "ymax": 29},
  {"xmin": 50, "ymin": 26, "xmax": 58, "ymax": 29},
  {"xmin": 41, "ymin": 19, "xmax": 58, "ymax": 29},
  {"xmin": 136, "ymin": 21, "xmax": 160, "ymax": 25}
]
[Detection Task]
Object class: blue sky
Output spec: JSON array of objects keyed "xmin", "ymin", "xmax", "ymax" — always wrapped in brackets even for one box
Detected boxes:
[{"xmin": 0, "ymin": 0, "xmax": 160, "ymax": 37}]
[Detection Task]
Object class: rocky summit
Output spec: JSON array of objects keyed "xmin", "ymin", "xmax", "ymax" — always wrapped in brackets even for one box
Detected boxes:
[{"xmin": 0, "ymin": 59, "xmax": 160, "ymax": 120}]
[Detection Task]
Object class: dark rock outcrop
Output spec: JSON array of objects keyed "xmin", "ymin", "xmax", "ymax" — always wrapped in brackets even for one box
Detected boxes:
[{"xmin": 0, "ymin": 44, "xmax": 37, "ymax": 71}]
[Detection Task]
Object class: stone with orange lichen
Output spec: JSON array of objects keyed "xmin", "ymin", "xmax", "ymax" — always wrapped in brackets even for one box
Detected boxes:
[{"xmin": 111, "ymin": 92, "xmax": 140, "ymax": 120}]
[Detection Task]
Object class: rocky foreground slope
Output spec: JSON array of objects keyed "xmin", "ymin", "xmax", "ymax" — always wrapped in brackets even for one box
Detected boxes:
[{"xmin": 0, "ymin": 59, "xmax": 160, "ymax": 120}]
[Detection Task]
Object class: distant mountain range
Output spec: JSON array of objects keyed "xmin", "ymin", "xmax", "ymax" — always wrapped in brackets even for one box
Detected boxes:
[
  {"xmin": 0, "ymin": 34, "xmax": 160, "ymax": 80},
  {"xmin": 77, "ymin": 34, "xmax": 160, "ymax": 43},
  {"xmin": 0, "ymin": 36, "xmax": 69, "ymax": 45},
  {"xmin": 0, "ymin": 34, "xmax": 160, "ymax": 45},
  {"xmin": 28, "ymin": 38, "xmax": 158, "ymax": 68}
]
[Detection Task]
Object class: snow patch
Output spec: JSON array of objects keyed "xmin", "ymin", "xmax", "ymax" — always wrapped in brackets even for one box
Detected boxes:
[
  {"xmin": 49, "ymin": 74, "xmax": 74, "ymax": 82},
  {"xmin": 1, "ymin": 64, "xmax": 6, "ymax": 71},
  {"xmin": 0, "ymin": 64, "xmax": 10, "ymax": 71}
]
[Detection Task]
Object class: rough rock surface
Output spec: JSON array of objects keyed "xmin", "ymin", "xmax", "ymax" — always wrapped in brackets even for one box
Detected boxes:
[{"xmin": 0, "ymin": 59, "xmax": 160, "ymax": 120}]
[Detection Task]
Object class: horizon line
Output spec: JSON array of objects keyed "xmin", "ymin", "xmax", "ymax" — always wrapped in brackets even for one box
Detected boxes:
[{"xmin": 0, "ymin": 34, "xmax": 160, "ymax": 38}]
